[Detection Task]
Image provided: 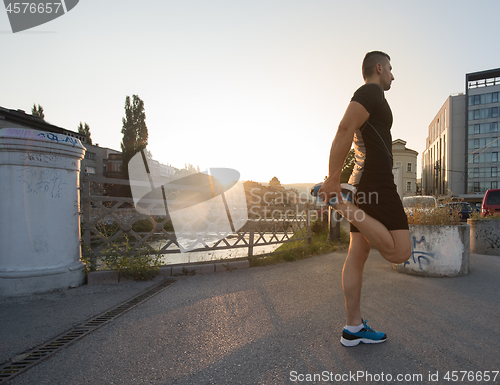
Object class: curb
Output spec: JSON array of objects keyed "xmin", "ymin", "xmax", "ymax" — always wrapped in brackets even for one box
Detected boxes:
[{"xmin": 87, "ymin": 260, "xmax": 250, "ymax": 285}]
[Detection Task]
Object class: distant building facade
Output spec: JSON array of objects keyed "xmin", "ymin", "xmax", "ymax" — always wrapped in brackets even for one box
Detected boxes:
[
  {"xmin": 421, "ymin": 94, "xmax": 466, "ymax": 197},
  {"xmin": 392, "ymin": 139, "xmax": 418, "ymax": 199},
  {"xmin": 421, "ymin": 68, "xmax": 500, "ymax": 202},
  {"xmin": 465, "ymin": 68, "xmax": 500, "ymax": 197}
]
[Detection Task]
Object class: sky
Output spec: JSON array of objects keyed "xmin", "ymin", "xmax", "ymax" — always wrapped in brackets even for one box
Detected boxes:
[{"xmin": 1, "ymin": 0, "xmax": 500, "ymax": 185}]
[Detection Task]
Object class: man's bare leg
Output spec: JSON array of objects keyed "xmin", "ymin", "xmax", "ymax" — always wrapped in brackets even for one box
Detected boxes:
[
  {"xmin": 334, "ymin": 201, "xmax": 411, "ymax": 264},
  {"xmin": 343, "ymin": 232, "xmax": 371, "ymax": 326}
]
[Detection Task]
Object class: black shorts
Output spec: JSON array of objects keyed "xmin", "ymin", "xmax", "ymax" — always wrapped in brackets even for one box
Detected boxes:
[{"xmin": 350, "ymin": 181, "xmax": 409, "ymax": 233}]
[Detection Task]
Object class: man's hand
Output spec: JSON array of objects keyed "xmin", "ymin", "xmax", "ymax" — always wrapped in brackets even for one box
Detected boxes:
[{"xmin": 318, "ymin": 177, "xmax": 343, "ymax": 206}]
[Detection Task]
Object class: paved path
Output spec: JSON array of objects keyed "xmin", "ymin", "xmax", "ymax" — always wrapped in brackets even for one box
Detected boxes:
[{"xmin": 2, "ymin": 250, "xmax": 500, "ymax": 384}]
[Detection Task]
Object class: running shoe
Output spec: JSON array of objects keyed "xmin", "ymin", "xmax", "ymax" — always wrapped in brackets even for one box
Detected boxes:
[
  {"xmin": 340, "ymin": 319, "xmax": 387, "ymax": 347},
  {"xmin": 310, "ymin": 182, "xmax": 357, "ymax": 206}
]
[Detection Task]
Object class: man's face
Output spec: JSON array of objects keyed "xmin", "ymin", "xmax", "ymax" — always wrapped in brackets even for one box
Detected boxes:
[{"xmin": 380, "ymin": 60, "xmax": 394, "ymax": 91}]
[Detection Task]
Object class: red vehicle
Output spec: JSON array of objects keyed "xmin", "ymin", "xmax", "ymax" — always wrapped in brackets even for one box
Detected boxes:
[{"xmin": 481, "ymin": 189, "xmax": 500, "ymax": 216}]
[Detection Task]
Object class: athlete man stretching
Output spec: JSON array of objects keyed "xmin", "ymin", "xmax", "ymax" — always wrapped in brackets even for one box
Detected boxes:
[{"xmin": 318, "ymin": 51, "xmax": 411, "ymax": 347}]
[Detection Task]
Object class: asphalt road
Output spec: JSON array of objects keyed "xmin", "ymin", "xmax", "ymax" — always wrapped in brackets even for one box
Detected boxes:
[{"xmin": 1, "ymin": 250, "xmax": 500, "ymax": 385}]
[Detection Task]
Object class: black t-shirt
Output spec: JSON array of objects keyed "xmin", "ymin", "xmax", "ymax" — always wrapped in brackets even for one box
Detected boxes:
[{"xmin": 348, "ymin": 83, "xmax": 394, "ymax": 185}]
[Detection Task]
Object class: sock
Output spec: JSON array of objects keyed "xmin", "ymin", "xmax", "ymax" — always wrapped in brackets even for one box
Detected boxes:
[{"xmin": 345, "ymin": 323, "xmax": 364, "ymax": 333}]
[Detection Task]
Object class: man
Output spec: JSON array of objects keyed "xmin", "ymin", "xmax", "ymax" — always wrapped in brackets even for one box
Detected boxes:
[{"xmin": 318, "ymin": 51, "xmax": 411, "ymax": 347}]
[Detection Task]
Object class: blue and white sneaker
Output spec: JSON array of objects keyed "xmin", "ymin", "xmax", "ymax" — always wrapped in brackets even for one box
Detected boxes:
[
  {"xmin": 340, "ymin": 319, "xmax": 387, "ymax": 347},
  {"xmin": 310, "ymin": 182, "xmax": 357, "ymax": 206}
]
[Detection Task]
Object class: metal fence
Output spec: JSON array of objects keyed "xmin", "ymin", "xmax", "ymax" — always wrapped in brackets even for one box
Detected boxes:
[{"xmin": 80, "ymin": 175, "xmax": 312, "ymax": 268}]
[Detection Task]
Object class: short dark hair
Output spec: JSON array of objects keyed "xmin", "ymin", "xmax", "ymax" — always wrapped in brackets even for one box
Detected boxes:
[{"xmin": 362, "ymin": 51, "xmax": 391, "ymax": 80}]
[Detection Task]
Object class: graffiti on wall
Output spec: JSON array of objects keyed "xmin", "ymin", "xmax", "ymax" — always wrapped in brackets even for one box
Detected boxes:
[
  {"xmin": 404, "ymin": 235, "xmax": 436, "ymax": 270},
  {"xmin": 18, "ymin": 168, "xmax": 67, "ymax": 198},
  {"xmin": 4, "ymin": 128, "xmax": 80, "ymax": 147}
]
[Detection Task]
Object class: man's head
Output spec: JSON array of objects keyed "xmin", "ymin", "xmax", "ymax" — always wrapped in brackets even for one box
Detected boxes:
[{"xmin": 362, "ymin": 51, "xmax": 394, "ymax": 90}]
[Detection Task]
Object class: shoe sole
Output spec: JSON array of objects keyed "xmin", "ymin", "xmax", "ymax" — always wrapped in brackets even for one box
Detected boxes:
[
  {"xmin": 311, "ymin": 183, "xmax": 357, "ymax": 206},
  {"xmin": 340, "ymin": 337, "xmax": 387, "ymax": 347}
]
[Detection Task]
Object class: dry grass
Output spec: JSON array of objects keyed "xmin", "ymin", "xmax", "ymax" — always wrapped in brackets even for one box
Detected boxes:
[
  {"xmin": 469, "ymin": 211, "xmax": 500, "ymax": 220},
  {"xmin": 406, "ymin": 198, "xmax": 462, "ymax": 226}
]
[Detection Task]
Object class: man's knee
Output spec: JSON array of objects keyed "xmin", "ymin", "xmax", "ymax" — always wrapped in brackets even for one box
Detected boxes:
[{"xmin": 385, "ymin": 245, "xmax": 411, "ymax": 264}]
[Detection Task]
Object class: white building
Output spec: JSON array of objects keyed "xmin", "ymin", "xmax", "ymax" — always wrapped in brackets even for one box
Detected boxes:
[{"xmin": 392, "ymin": 139, "xmax": 418, "ymax": 199}]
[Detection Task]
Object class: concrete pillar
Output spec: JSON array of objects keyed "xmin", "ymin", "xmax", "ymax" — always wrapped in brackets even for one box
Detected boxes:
[{"xmin": 0, "ymin": 127, "xmax": 86, "ymax": 296}]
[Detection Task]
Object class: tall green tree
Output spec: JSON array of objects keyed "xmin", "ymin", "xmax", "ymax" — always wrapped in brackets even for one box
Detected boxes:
[
  {"xmin": 324, "ymin": 148, "xmax": 356, "ymax": 183},
  {"xmin": 31, "ymin": 104, "xmax": 45, "ymax": 119},
  {"xmin": 78, "ymin": 122, "xmax": 92, "ymax": 144},
  {"xmin": 340, "ymin": 148, "xmax": 356, "ymax": 183},
  {"xmin": 120, "ymin": 95, "xmax": 148, "ymax": 177}
]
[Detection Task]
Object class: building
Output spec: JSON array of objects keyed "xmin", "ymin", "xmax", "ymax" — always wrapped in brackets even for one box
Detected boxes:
[
  {"xmin": 422, "ymin": 68, "xmax": 500, "ymax": 203},
  {"xmin": 81, "ymin": 143, "xmax": 120, "ymax": 178},
  {"xmin": 0, "ymin": 106, "xmax": 86, "ymax": 143},
  {"xmin": 269, "ymin": 176, "xmax": 281, "ymax": 189},
  {"xmin": 392, "ymin": 139, "xmax": 418, "ymax": 199},
  {"xmin": 421, "ymin": 94, "xmax": 467, "ymax": 197},
  {"xmin": 465, "ymin": 68, "xmax": 500, "ymax": 197}
]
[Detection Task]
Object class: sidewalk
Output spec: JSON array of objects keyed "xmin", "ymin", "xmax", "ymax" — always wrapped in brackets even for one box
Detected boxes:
[{"xmin": 1, "ymin": 249, "xmax": 499, "ymax": 384}]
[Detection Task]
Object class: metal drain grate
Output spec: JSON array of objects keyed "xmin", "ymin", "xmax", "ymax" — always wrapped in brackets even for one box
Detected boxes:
[{"xmin": 0, "ymin": 278, "xmax": 175, "ymax": 383}]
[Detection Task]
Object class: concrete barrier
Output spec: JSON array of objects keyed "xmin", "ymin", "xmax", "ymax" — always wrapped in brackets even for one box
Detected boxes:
[
  {"xmin": 468, "ymin": 218, "xmax": 500, "ymax": 256},
  {"xmin": 393, "ymin": 224, "xmax": 470, "ymax": 277},
  {"xmin": 0, "ymin": 128, "xmax": 86, "ymax": 296}
]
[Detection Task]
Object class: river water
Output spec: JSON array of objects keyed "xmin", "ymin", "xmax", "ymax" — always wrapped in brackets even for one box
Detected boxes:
[{"xmin": 150, "ymin": 233, "xmax": 282, "ymax": 265}]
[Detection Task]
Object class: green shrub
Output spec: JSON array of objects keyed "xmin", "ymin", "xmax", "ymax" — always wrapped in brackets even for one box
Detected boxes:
[{"xmin": 101, "ymin": 235, "xmax": 162, "ymax": 281}]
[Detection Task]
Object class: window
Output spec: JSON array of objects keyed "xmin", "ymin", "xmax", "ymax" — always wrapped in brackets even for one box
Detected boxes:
[
  {"xmin": 475, "ymin": 124, "xmax": 480, "ymax": 134},
  {"xmin": 481, "ymin": 94, "xmax": 486, "ymax": 104},
  {"xmin": 407, "ymin": 163, "xmax": 412, "ymax": 172},
  {"xmin": 468, "ymin": 125, "xmax": 474, "ymax": 135},
  {"xmin": 474, "ymin": 95, "xmax": 480, "ymax": 105},
  {"xmin": 474, "ymin": 168, "xmax": 479, "ymax": 178},
  {"xmin": 493, "ymin": 122, "xmax": 498, "ymax": 133},
  {"xmin": 84, "ymin": 152, "xmax": 96, "ymax": 160},
  {"xmin": 493, "ymin": 107, "xmax": 498, "ymax": 118},
  {"xmin": 474, "ymin": 182, "xmax": 480, "ymax": 192},
  {"xmin": 492, "ymin": 167, "xmax": 497, "ymax": 178},
  {"xmin": 493, "ymin": 92, "xmax": 499, "ymax": 103},
  {"xmin": 493, "ymin": 181, "xmax": 498, "ymax": 189},
  {"xmin": 474, "ymin": 138, "xmax": 480, "ymax": 149},
  {"xmin": 468, "ymin": 139, "xmax": 473, "ymax": 150},
  {"xmin": 395, "ymin": 161, "xmax": 402, "ymax": 169},
  {"xmin": 406, "ymin": 181, "xmax": 412, "ymax": 192},
  {"xmin": 85, "ymin": 166, "xmax": 96, "ymax": 174},
  {"xmin": 493, "ymin": 152, "xmax": 498, "ymax": 163},
  {"xmin": 474, "ymin": 109, "xmax": 480, "ymax": 120}
]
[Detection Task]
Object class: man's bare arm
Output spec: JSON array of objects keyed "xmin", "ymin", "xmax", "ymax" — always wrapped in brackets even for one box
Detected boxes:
[{"xmin": 319, "ymin": 101, "xmax": 370, "ymax": 203}]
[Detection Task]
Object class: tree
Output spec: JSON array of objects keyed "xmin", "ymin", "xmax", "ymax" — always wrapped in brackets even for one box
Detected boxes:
[
  {"xmin": 324, "ymin": 148, "xmax": 356, "ymax": 183},
  {"xmin": 78, "ymin": 122, "xmax": 92, "ymax": 144},
  {"xmin": 31, "ymin": 104, "xmax": 45, "ymax": 119},
  {"xmin": 120, "ymin": 95, "xmax": 148, "ymax": 178},
  {"xmin": 340, "ymin": 148, "xmax": 356, "ymax": 183}
]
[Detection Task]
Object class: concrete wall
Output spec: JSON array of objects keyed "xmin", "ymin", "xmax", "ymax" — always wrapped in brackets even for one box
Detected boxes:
[{"xmin": 393, "ymin": 224, "xmax": 470, "ymax": 277}]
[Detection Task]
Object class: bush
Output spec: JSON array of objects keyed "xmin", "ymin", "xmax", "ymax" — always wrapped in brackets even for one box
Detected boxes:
[
  {"xmin": 311, "ymin": 219, "xmax": 328, "ymax": 235},
  {"xmin": 101, "ymin": 235, "xmax": 162, "ymax": 281},
  {"xmin": 406, "ymin": 198, "xmax": 462, "ymax": 225}
]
